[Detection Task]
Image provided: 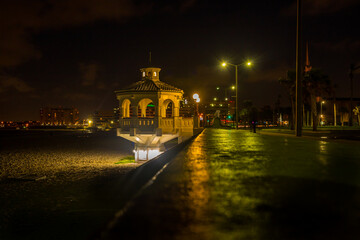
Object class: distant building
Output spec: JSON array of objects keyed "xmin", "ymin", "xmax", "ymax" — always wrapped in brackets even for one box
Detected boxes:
[
  {"xmin": 92, "ymin": 110, "xmax": 118, "ymax": 129},
  {"xmin": 40, "ymin": 107, "xmax": 79, "ymax": 125}
]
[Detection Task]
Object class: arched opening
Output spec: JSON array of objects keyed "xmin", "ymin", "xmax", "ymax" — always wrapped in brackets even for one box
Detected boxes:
[
  {"xmin": 162, "ymin": 99, "xmax": 174, "ymax": 118},
  {"xmin": 166, "ymin": 102, "xmax": 173, "ymax": 117},
  {"xmin": 146, "ymin": 103, "xmax": 155, "ymax": 118},
  {"xmin": 121, "ymin": 99, "xmax": 131, "ymax": 118},
  {"xmin": 138, "ymin": 98, "xmax": 155, "ymax": 118}
]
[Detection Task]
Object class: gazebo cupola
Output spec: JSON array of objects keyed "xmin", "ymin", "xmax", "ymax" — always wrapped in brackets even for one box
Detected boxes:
[
  {"xmin": 140, "ymin": 67, "xmax": 161, "ymax": 81},
  {"xmin": 115, "ymin": 66, "xmax": 194, "ymax": 161}
]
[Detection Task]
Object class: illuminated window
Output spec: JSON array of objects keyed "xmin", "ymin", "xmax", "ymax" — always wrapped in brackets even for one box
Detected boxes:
[
  {"xmin": 142, "ymin": 72, "xmax": 145, "ymax": 77},
  {"xmin": 154, "ymin": 72, "xmax": 157, "ymax": 77}
]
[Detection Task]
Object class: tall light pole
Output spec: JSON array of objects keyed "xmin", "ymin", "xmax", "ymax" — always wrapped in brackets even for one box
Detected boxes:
[
  {"xmin": 320, "ymin": 101, "xmax": 325, "ymax": 125},
  {"xmin": 295, "ymin": 0, "xmax": 302, "ymax": 136},
  {"xmin": 193, "ymin": 93, "xmax": 200, "ymax": 128},
  {"xmin": 221, "ymin": 61, "xmax": 252, "ymax": 129}
]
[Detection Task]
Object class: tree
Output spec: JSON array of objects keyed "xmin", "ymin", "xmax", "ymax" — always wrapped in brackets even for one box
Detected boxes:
[
  {"xmin": 353, "ymin": 106, "xmax": 360, "ymax": 126},
  {"xmin": 339, "ymin": 106, "xmax": 348, "ymax": 126},
  {"xmin": 304, "ymin": 69, "xmax": 331, "ymax": 131},
  {"xmin": 279, "ymin": 68, "xmax": 331, "ymax": 131}
]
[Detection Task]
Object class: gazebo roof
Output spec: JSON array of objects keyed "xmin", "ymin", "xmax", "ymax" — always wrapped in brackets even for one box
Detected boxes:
[{"xmin": 116, "ymin": 78, "xmax": 183, "ymax": 94}]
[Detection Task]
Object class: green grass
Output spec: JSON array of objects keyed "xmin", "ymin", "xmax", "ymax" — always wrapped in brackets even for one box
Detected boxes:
[{"xmin": 115, "ymin": 155, "xmax": 135, "ymax": 164}]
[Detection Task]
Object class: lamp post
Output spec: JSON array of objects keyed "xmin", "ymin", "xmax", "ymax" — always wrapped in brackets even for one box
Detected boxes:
[
  {"xmin": 193, "ymin": 93, "xmax": 200, "ymax": 128},
  {"xmin": 320, "ymin": 101, "xmax": 325, "ymax": 126},
  {"xmin": 221, "ymin": 61, "xmax": 252, "ymax": 129},
  {"xmin": 295, "ymin": 0, "xmax": 302, "ymax": 136}
]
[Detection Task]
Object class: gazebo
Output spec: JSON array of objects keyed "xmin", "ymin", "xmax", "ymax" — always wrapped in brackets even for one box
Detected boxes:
[{"xmin": 115, "ymin": 67, "xmax": 194, "ymax": 161}]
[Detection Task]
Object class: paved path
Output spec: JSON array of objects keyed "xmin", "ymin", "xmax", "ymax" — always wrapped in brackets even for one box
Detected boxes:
[{"xmin": 102, "ymin": 128, "xmax": 360, "ymax": 240}]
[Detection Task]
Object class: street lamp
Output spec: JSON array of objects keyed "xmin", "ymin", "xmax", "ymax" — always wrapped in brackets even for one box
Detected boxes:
[
  {"xmin": 320, "ymin": 101, "xmax": 325, "ymax": 126},
  {"xmin": 221, "ymin": 61, "xmax": 252, "ymax": 129},
  {"xmin": 193, "ymin": 93, "xmax": 200, "ymax": 128}
]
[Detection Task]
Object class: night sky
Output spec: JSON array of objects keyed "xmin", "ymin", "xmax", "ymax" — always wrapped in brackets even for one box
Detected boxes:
[{"xmin": 1, "ymin": 0, "xmax": 360, "ymax": 121}]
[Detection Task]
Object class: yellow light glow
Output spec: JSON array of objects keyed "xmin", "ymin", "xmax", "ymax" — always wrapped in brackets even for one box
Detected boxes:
[
  {"xmin": 322, "ymin": 101, "xmax": 325, "ymax": 104},
  {"xmin": 222, "ymin": 62, "xmax": 227, "ymax": 67},
  {"xmin": 231, "ymin": 86, "xmax": 235, "ymax": 90},
  {"xmin": 214, "ymin": 97, "xmax": 217, "ymax": 101},
  {"xmin": 247, "ymin": 61, "xmax": 252, "ymax": 66},
  {"xmin": 193, "ymin": 93, "xmax": 199, "ymax": 100},
  {"xmin": 88, "ymin": 120, "xmax": 92, "ymax": 124},
  {"xmin": 225, "ymin": 98, "xmax": 228, "ymax": 101}
]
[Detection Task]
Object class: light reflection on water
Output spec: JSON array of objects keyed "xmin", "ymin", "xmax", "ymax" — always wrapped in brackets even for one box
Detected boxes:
[
  {"xmin": 318, "ymin": 141, "xmax": 328, "ymax": 166},
  {"xmin": 176, "ymin": 128, "xmax": 360, "ymax": 239},
  {"xmin": 182, "ymin": 133, "xmax": 211, "ymax": 236},
  {"xmin": 182, "ymin": 129, "xmax": 268, "ymax": 239}
]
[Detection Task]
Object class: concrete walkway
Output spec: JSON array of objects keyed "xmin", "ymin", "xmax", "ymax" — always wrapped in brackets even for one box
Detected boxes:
[
  {"xmin": 259, "ymin": 128, "xmax": 360, "ymax": 140},
  {"xmin": 101, "ymin": 128, "xmax": 360, "ymax": 240}
]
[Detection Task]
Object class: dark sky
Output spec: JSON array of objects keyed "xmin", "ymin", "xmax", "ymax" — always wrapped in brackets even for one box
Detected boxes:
[{"xmin": 1, "ymin": 0, "xmax": 360, "ymax": 121}]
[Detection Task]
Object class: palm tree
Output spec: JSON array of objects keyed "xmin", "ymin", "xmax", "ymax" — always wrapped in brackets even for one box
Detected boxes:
[
  {"xmin": 304, "ymin": 69, "xmax": 331, "ymax": 131},
  {"xmin": 280, "ymin": 68, "xmax": 331, "ymax": 131},
  {"xmin": 353, "ymin": 106, "xmax": 360, "ymax": 126}
]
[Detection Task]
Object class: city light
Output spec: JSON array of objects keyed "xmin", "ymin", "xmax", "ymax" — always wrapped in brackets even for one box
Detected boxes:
[
  {"xmin": 225, "ymin": 98, "xmax": 228, "ymax": 101},
  {"xmin": 219, "ymin": 60, "xmax": 254, "ymax": 129},
  {"xmin": 214, "ymin": 97, "xmax": 217, "ymax": 101},
  {"xmin": 231, "ymin": 86, "xmax": 235, "ymax": 90},
  {"xmin": 193, "ymin": 93, "xmax": 199, "ymax": 100},
  {"xmin": 216, "ymin": 87, "xmax": 220, "ymax": 90},
  {"xmin": 196, "ymin": 98, "xmax": 200, "ymax": 103}
]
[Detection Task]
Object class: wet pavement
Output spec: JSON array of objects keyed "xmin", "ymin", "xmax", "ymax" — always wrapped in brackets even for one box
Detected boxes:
[{"xmin": 102, "ymin": 128, "xmax": 360, "ymax": 240}]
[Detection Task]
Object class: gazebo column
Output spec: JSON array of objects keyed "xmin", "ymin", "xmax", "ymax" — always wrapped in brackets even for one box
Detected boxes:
[
  {"xmin": 131, "ymin": 105, "xmax": 138, "ymax": 128},
  {"xmin": 140, "ymin": 102, "xmax": 147, "ymax": 117},
  {"xmin": 173, "ymin": 105, "xmax": 180, "ymax": 129}
]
